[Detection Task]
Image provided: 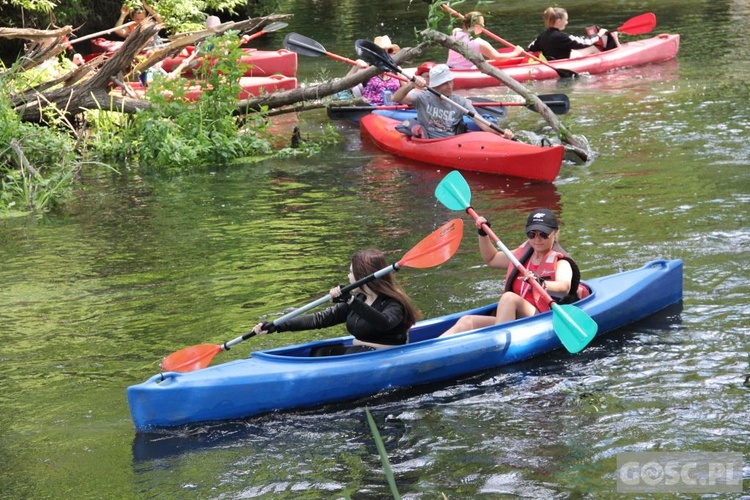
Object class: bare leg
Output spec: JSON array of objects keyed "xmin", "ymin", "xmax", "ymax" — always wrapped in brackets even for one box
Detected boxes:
[
  {"xmin": 440, "ymin": 314, "xmax": 496, "ymax": 337},
  {"xmin": 570, "ymin": 46, "xmax": 601, "ymax": 58},
  {"xmin": 494, "ymin": 292, "xmax": 538, "ymax": 323}
]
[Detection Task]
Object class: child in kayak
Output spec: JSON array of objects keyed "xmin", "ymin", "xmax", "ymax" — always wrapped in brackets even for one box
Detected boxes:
[
  {"xmin": 252, "ymin": 249, "xmax": 421, "ymax": 355},
  {"xmin": 528, "ymin": 7, "xmax": 619, "ymax": 60},
  {"xmin": 447, "ymin": 11, "xmax": 524, "ymax": 69}
]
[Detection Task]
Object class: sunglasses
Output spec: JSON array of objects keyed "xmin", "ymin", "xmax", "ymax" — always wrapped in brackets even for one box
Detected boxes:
[{"xmin": 527, "ymin": 230, "xmax": 550, "ymax": 240}]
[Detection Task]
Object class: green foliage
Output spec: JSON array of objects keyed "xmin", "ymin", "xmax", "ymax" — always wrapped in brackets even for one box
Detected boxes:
[
  {"xmin": 87, "ymin": 34, "xmax": 277, "ymax": 174},
  {"xmin": 150, "ymin": 0, "xmax": 247, "ymax": 33},
  {"xmin": 0, "ymin": 92, "xmax": 79, "ymax": 214},
  {"xmin": 2, "ymin": 0, "xmax": 55, "ymax": 13}
]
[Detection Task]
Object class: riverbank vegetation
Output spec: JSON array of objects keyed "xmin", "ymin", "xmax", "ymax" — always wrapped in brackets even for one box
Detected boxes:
[{"xmin": 0, "ymin": 3, "xmax": 342, "ymax": 216}]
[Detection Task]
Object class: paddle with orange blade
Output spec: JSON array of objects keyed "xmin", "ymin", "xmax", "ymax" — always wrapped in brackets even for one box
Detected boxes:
[{"xmin": 160, "ymin": 219, "xmax": 464, "ymax": 372}]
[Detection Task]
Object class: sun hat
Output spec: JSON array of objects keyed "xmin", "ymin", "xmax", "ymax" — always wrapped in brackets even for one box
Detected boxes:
[
  {"xmin": 525, "ymin": 209, "xmax": 559, "ymax": 233},
  {"xmin": 428, "ymin": 64, "xmax": 454, "ymax": 88},
  {"xmin": 374, "ymin": 35, "xmax": 400, "ymax": 53},
  {"xmin": 416, "ymin": 61, "xmax": 437, "ymax": 76},
  {"xmin": 205, "ymin": 16, "xmax": 221, "ymax": 29}
]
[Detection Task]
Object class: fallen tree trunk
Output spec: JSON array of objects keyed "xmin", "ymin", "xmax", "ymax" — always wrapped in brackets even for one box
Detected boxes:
[
  {"xmin": 2, "ymin": 15, "xmax": 294, "ymax": 123},
  {"xmin": 233, "ymin": 44, "xmax": 426, "ymax": 115}
]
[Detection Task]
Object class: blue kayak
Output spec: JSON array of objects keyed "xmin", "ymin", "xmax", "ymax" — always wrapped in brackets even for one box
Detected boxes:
[
  {"xmin": 326, "ymin": 105, "xmax": 503, "ymax": 131},
  {"xmin": 127, "ymin": 259, "xmax": 683, "ymax": 431},
  {"xmin": 373, "ymin": 109, "xmax": 502, "ymax": 132}
]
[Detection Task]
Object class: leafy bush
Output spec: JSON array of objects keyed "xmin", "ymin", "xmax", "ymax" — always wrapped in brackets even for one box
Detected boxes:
[
  {"xmin": 87, "ymin": 33, "xmax": 277, "ymax": 174},
  {"xmin": 0, "ymin": 92, "xmax": 79, "ymax": 214}
]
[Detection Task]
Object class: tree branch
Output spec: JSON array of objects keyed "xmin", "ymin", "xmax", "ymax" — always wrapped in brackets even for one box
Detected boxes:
[{"xmin": 419, "ymin": 29, "xmax": 591, "ymax": 162}]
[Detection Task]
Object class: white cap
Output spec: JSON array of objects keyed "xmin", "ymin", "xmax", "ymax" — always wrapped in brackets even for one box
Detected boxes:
[{"xmin": 429, "ymin": 63, "xmax": 454, "ymax": 88}]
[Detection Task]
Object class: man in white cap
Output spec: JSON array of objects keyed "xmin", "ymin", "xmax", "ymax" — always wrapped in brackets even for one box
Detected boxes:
[{"xmin": 391, "ymin": 63, "xmax": 513, "ymax": 139}]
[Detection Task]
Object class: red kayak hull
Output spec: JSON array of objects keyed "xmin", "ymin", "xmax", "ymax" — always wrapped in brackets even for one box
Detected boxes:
[
  {"xmin": 359, "ymin": 114, "xmax": 563, "ymax": 182},
  {"xmin": 161, "ymin": 47, "xmax": 298, "ymax": 77},
  {"xmin": 404, "ymin": 34, "xmax": 680, "ymax": 89},
  {"xmin": 116, "ymin": 75, "xmax": 297, "ymax": 101}
]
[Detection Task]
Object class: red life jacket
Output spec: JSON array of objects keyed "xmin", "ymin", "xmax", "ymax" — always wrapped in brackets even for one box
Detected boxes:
[{"xmin": 504, "ymin": 243, "xmax": 590, "ymax": 313}]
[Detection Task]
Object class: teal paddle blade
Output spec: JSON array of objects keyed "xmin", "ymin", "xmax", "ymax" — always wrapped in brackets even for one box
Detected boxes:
[
  {"xmin": 550, "ymin": 303, "xmax": 598, "ymax": 353},
  {"xmin": 435, "ymin": 171, "xmax": 472, "ymax": 211}
]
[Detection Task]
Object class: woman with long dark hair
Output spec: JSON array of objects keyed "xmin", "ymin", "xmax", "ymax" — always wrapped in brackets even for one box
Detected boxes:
[{"xmin": 252, "ymin": 249, "xmax": 421, "ymax": 355}]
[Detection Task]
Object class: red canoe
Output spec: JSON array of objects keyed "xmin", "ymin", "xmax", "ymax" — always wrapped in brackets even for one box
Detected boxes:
[
  {"xmin": 160, "ymin": 47, "xmax": 298, "ymax": 77},
  {"xmin": 404, "ymin": 33, "xmax": 680, "ymax": 89},
  {"xmin": 115, "ymin": 75, "xmax": 297, "ymax": 101},
  {"xmin": 359, "ymin": 114, "xmax": 563, "ymax": 182}
]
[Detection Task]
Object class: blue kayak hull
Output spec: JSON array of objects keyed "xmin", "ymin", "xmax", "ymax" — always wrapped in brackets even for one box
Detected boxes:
[
  {"xmin": 372, "ymin": 109, "xmax": 502, "ymax": 132},
  {"xmin": 127, "ymin": 259, "xmax": 683, "ymax": 431}
]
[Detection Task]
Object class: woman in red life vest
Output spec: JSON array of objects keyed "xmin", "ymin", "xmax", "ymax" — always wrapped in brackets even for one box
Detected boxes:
[{"xmin": 440, "ymin": 208, "xmax": 588, "ymax": 336}]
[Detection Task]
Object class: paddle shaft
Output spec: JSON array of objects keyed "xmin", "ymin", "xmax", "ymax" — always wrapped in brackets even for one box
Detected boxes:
[
  {"xmin": 439, "ymin": 4, "xmax": 576, "ymax": 78},
  {"xmin": 336, "ymin": 101, "xmax": 537, "ymax": 111},
  {"xmin": 69, "ymin": 21, "xmax": 137, "ymax": 45},
  {"xmin": 221, "ymin": 262, "xmax": 402, "ymax": 349}
]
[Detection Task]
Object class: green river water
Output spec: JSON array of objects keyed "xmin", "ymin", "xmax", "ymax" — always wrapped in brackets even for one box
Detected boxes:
[{"xmin": 1, "ymin": 0, "xmax": 748, "ymax": 497}]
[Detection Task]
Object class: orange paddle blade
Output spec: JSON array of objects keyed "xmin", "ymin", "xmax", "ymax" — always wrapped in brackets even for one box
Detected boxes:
[
  {"xmin": 398, "ymin": 218, "xmax": 464, "ymax": 269},
  {"xmin": 161, "ymin": 344, "xmax": 222, "ymax": 373},
  {"xmin": 617, "ymin": 13, "xmax": 656, "ymax": 35}
]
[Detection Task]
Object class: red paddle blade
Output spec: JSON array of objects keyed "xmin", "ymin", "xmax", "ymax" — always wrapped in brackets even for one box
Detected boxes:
[
  {"xmin": 161, "ymin": 344, "xmax": 222, "ymax": 372},
  {"xmin": 617, "ymin": 12, "xmax": 657, "ymax": 35},
  {"xmin": 397, "ymin": 219, "xmax": 464, "ymax": 269}
]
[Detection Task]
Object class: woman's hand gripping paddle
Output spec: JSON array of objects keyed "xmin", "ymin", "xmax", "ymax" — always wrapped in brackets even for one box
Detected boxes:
[
  {"xmin": 354, "ymin": 39, "xmax": 511, "ymax": 137},
  {"xmin": 434, "ymin": 171, "xmax": 598, "ymax": 353},
  {"xmin": 160, "ymin": 219, "xmax": 464, "ymax": 372}
]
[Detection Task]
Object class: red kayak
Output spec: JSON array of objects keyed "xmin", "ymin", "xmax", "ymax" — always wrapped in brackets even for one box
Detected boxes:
[
  {"xmin": 161, "ymin": 47, "xmax": 298, "ymax": 77},
  {"xmin": 403, "ymin": 34, "xmax": 680, "ymax": 89},
  {"xmin": 115, "ymin": 75, "xmax": 297, "ymax": 101},
  {"xmin": 359, "ymin": 114, "xmax": 563, "ymax": 182}
]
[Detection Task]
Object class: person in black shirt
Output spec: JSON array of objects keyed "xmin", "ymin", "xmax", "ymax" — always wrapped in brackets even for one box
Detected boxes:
[
  {"xmin": 252, "ymin": 249, "xmax": 421, "ymax": 355},
  {"xmin": 528, "ymin": 7, "xmax": 618, "ymax": 61}
]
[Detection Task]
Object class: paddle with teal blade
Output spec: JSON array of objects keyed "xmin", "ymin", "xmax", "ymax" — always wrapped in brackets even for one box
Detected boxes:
[
  {"xmin": 160, "ymin": 218, "xmax": 464, "ymax": 372},
  {"xmin": 434, "ymin": 171, "xmax": 598, "ymax": 353}
]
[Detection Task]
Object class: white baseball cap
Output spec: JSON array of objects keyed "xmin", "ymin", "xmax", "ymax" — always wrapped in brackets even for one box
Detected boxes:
[{"xmin": 429, "ymin": 64, "xmax": 454, "ymax": 88}]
